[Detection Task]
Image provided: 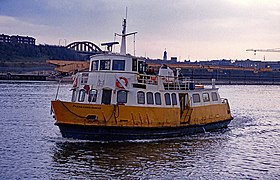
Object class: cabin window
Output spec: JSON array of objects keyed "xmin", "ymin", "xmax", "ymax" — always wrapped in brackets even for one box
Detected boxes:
[
  {"xmin": 100, "ymin": 60, "xmax": 111, "ymax": 70},
  {"xmin": 211, "ymin": 92, "xmax": 218, "ymax": 101},
  {"xmin": 88, "ymin": 89, "xmax": 98, "ymax": 102},
  {"xmin": 91, "ymin": 60, "xmax": 99, "ymax": 71},
  {"xmin": 193, "ymin": 94, "xmax": 201, "ymax": 103},
  {"xmin": 132, "ymin": 58, "xmax": 137, "ymax": 71},
  {"xmin": 117, "ymin": 90, "xmax": 128, "ymax": 104},
  {"xmin": 147, "ymin": 92, "xmax": 154, "ymax": 105},
  {"xmin": 138, "ymin": 61, "xmax": 144, "ymax": 74},
  {"xmin": 164, "ymin": 93, "xmax": 171, "ymax": 105},
  {"xmin": 202, "ymin": 93, "xmax": 210, "ymax": 102},
  {"xmin": 112, "ymin": 60, "xmax": 125, "ymax": 71},
  {"xmin": 78, "ymin": 89, "xmax": 86, "ymax": 102},
  {"xmin": 155, "ymin": 92, "xmax": 162, "ymax": 105},
  {"xmin": 71, "ymin": 89, "xmax": 78, "ymax": 102},
  {"xmin": 137, "ymin": 91, "xmax": 145, "ymax": 104},
  {"xmin": 171, "ymin": 93, "xmax": 178, "ymax": 105}
]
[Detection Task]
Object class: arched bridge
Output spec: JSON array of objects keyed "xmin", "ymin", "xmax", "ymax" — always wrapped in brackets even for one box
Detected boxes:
[{"xmin": 66, "ymin": 41, "xmax": 103, "ymax": 55}]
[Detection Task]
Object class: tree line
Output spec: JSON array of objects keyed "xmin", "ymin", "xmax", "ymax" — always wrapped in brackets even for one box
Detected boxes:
[{"xmin": 0, "ymin": 42, "xmax": 85, "ymax": 62}]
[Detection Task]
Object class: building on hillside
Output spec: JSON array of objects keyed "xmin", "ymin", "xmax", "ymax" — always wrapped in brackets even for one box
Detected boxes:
[
  {"xmin": 10, "ymin": 35, "xmax": 36, "ymax": 45},
  {"xmin": 0, "ymin": 34, "xmax": 10, "ymax": 43},
  {"xmin": 0, "ymin": 34, "xmax": 36, "ymax": 45}
]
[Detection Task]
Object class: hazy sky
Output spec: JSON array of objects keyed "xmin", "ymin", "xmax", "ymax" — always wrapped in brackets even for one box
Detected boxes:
[{"xmin": 1, "ymin": 0, "xmax": 280, "ymax": 61}]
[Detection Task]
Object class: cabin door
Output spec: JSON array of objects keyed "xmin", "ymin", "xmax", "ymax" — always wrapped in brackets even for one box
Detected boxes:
[
  {"xmin": 179, "ymin": 93, "xmax": 192, "ymax": 124},
  {"xmin": 101, "ymin": 89, "xmax": 112, "ymax": 105},
  {"xmin": 179, "ymin": 93, "xmax": 186, "ymax": 116}
]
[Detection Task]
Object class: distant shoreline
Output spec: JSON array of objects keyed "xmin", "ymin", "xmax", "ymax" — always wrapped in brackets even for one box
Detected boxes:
[
  {"xmin": 1, "ymin": 72, "xmax": 280, "ymax": 85},
  {"xmin": 0, "ymin": 73, "xmax": 49, "ymax": 81}
]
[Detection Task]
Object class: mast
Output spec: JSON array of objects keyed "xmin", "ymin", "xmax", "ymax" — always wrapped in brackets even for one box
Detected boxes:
[
  {"xmin": 120, "ymin": 18, "xmax": 127, "ymax": 55},
  {"xmin": 116, "ymin": 8, "xmax": 137, "ymax": 55}
]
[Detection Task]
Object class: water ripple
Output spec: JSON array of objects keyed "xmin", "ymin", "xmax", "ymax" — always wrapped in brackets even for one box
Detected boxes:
[{"xmin": 0, "ymin": 82, "xmax": 280, "ymax": 179}]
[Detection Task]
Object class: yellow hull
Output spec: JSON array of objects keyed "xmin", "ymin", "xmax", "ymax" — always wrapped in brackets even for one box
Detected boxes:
[{"xmin": 51, "ymin": 100, "xmax": 232, "ymax": 128}]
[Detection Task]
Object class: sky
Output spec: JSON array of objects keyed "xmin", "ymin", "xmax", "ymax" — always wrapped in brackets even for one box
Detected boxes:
[{"xmin": 0, "ymin": 0, "xmax": 280, "ymax": 61}]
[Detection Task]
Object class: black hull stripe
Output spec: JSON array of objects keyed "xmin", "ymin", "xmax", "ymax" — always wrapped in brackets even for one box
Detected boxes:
[{"xmin": 56, "ymin": 119, "xmax": 232, "ymax": 141}]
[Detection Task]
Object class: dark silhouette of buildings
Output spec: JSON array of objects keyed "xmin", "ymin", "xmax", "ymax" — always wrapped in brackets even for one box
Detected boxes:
[{"xmin": 0, "ymin": 34, "xmax": 36, "ymax": 45}]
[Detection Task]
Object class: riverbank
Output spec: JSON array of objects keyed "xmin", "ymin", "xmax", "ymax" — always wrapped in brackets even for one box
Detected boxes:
[
  {"xmin": 0, "ymin": 73, "xmax": 49, "ymax": 81},
  {"xmin": 1, "ymin": 72, "xmax": 280, "ymax": 85}
]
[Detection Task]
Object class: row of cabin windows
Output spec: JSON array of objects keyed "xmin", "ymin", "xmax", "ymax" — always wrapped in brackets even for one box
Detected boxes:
[
  {"xmin": 73, "ymin": 89, "xmax": 178, "ymax": 106},
  {"xmin": 73, "ymin": 89, "xmax": 128, "ymax": 104},
  {"xmin": 74, "ymin": 89, "xmax": 218, "ymax": 105},
  {"xmin": 91, "ymin": 60, "xmax": 126, "ymax": 71},
  {"xmin": 137, "ymin": 91, "xmax": 177, "ymax": 106},
  {"xmin": 192, "ymin": 92, "xmax": 218, "ymax": 103},
  {"xmin": 91, "ymin": 59, "xmax": 145, "ymax": 73},
  {"xmin": 74, "ymin": 89, "xmax": 98, "ymax": 102}
]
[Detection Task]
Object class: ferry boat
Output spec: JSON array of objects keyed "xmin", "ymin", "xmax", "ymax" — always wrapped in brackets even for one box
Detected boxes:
[{"xmin": 51, "ymin": 18, "xmax": 233, "ymax": 141}]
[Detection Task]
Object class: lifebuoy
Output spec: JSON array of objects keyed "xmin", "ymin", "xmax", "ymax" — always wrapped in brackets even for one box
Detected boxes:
[{"xmin": 116, "ymin": 77, "xmax": 128, "ymax": 88}]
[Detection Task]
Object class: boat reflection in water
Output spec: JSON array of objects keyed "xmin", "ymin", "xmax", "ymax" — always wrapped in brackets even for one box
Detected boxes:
[{"xmin": 51, "ymin": 130, "xmax": 230, "ymax": 179}]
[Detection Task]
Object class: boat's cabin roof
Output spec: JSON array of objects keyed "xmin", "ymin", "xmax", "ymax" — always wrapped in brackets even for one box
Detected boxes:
[{"xmin": 89, "ymin": 53, "xmax": 146, "ymax": 74}]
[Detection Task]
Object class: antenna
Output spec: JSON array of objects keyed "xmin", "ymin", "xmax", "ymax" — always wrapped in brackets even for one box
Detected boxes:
[
  {"xmin": 115, "ymin": 8, "xmax": 137, "ymax": 55},
  {"xmin": 113, "ymin": 33, "xmax": 116, "ymax": 52},
  {"xmin": 125, "ymin": 7, "xmax": 128, "ymax": 19},
  {"xmin": 133, "ymin": 33, "xmax": 136, "ymax": 56}
]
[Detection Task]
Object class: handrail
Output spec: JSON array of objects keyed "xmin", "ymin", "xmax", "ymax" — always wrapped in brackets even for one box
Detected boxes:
[
  {"xmin": 79, "ymin": 70, "xmax": 139, "ymax": 75},
  {"xmin": 161, "ymin": 76, "xmax": 193, "ymax": 90},
  {"xmin": 74, "ymin": 71, "xmax": 194, "ymax": 90},
  {"xmin": 138, "ymin": 74, "xmax": 158, "ymax": 85},
  {"xmin": 221, "ymin": 98, "xmax": 228, "ymax": 104},
  {"xmin": 55, "ymin": 78, "xmax": 63, "ymax": 100},
  {"xmin": 221, "ymin": 98, "xmax": 231, "ymax": 114},
  {"xmin": 55, "ymin": 76, "xmax": 73, "ymax": 100}
]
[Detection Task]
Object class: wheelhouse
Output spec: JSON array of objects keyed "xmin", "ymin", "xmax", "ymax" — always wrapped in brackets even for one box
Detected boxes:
[{"xmin": 89, "ymin": 54, "xmax": 146, "ymax": 74}]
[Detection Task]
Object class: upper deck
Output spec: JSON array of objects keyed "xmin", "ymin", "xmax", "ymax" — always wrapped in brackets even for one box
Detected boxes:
[
  {"xmin": 68, "ymin": 17, "xmax": 225, "ymax": 108},
  {"xmin": 89, "ymin": 53, "xmax": 146, "ymax": 74}
]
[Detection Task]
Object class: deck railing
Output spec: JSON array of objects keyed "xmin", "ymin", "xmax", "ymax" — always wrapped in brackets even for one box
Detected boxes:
[
  {"xmin": 75, "ymin": 71, "xmax": 195, "ymax": 90},
  {"xmin": 137, "ymin": 74, "xmax": 159, "ymax": 85},
  {"xmin": 162, "ymin": 76, "xmax": 194, "ymax": 90},
  {"xmin": 138, "ymin": 74, "xmax": 194, "ymax": 90}
]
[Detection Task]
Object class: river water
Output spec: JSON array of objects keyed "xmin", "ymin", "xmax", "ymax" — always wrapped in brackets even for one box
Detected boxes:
[{"xmin": 0, "ymin": 81, "xmax": 279, "ymax": 179}]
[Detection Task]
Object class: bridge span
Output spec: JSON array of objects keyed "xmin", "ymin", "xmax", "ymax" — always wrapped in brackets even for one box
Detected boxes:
[{"xmin": 66, "ymin": 41, "xmax": 103, "ymax": 55}]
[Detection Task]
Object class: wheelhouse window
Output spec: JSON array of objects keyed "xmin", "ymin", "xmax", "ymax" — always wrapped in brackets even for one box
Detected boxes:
[
  {"xmin": 193, "ymin": 93, "xmax": 200, "ymax": 103},
  {"xmin": 112, "ymin": 60, "xmax": 125, "ymax": 71},
  {"xmin": 100, "ymin": 60, "xmax": 111, "ymax": 70},
  {"xmin": 137, "ymin": 91, "xmax": 145, "ymax": 104},
  {"xmin": 78, "ymin": 89, "xmax": 86, "ymax": 102},
  {"xmin": 155, "ymin": 92, "xmax": 161, "ymax": 105},
  {"xmin": 91, "ymin": 60, "xmax": 99, "ymax": 71},
  {"xmin": 88, "ymin": 89, "xmax": 98, "ymax": 102},
  {"xmin": 147, "ymin": 92, "xmax": 154, "ymax": 105},
  {"xmin": 164, "ymin": 93, "xmax": 171, "ymax": 105},
  {"xmin": 211, "ymin": 92, "xmax": 218, "ymax": 101},
  {"xmin": 171, "ymin": 93, "xmax": 178, "ymax": 105},
  {"xmin": 117, "ymin": 90, "xmax": 128, "ymax": 104},
  {"xmin": 202, "ymin": 93, "xmax": 210, "ymax": 102},
  {"xmin": 71, "ymin": 89, "xmax": 78, "ymax": 102}
]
